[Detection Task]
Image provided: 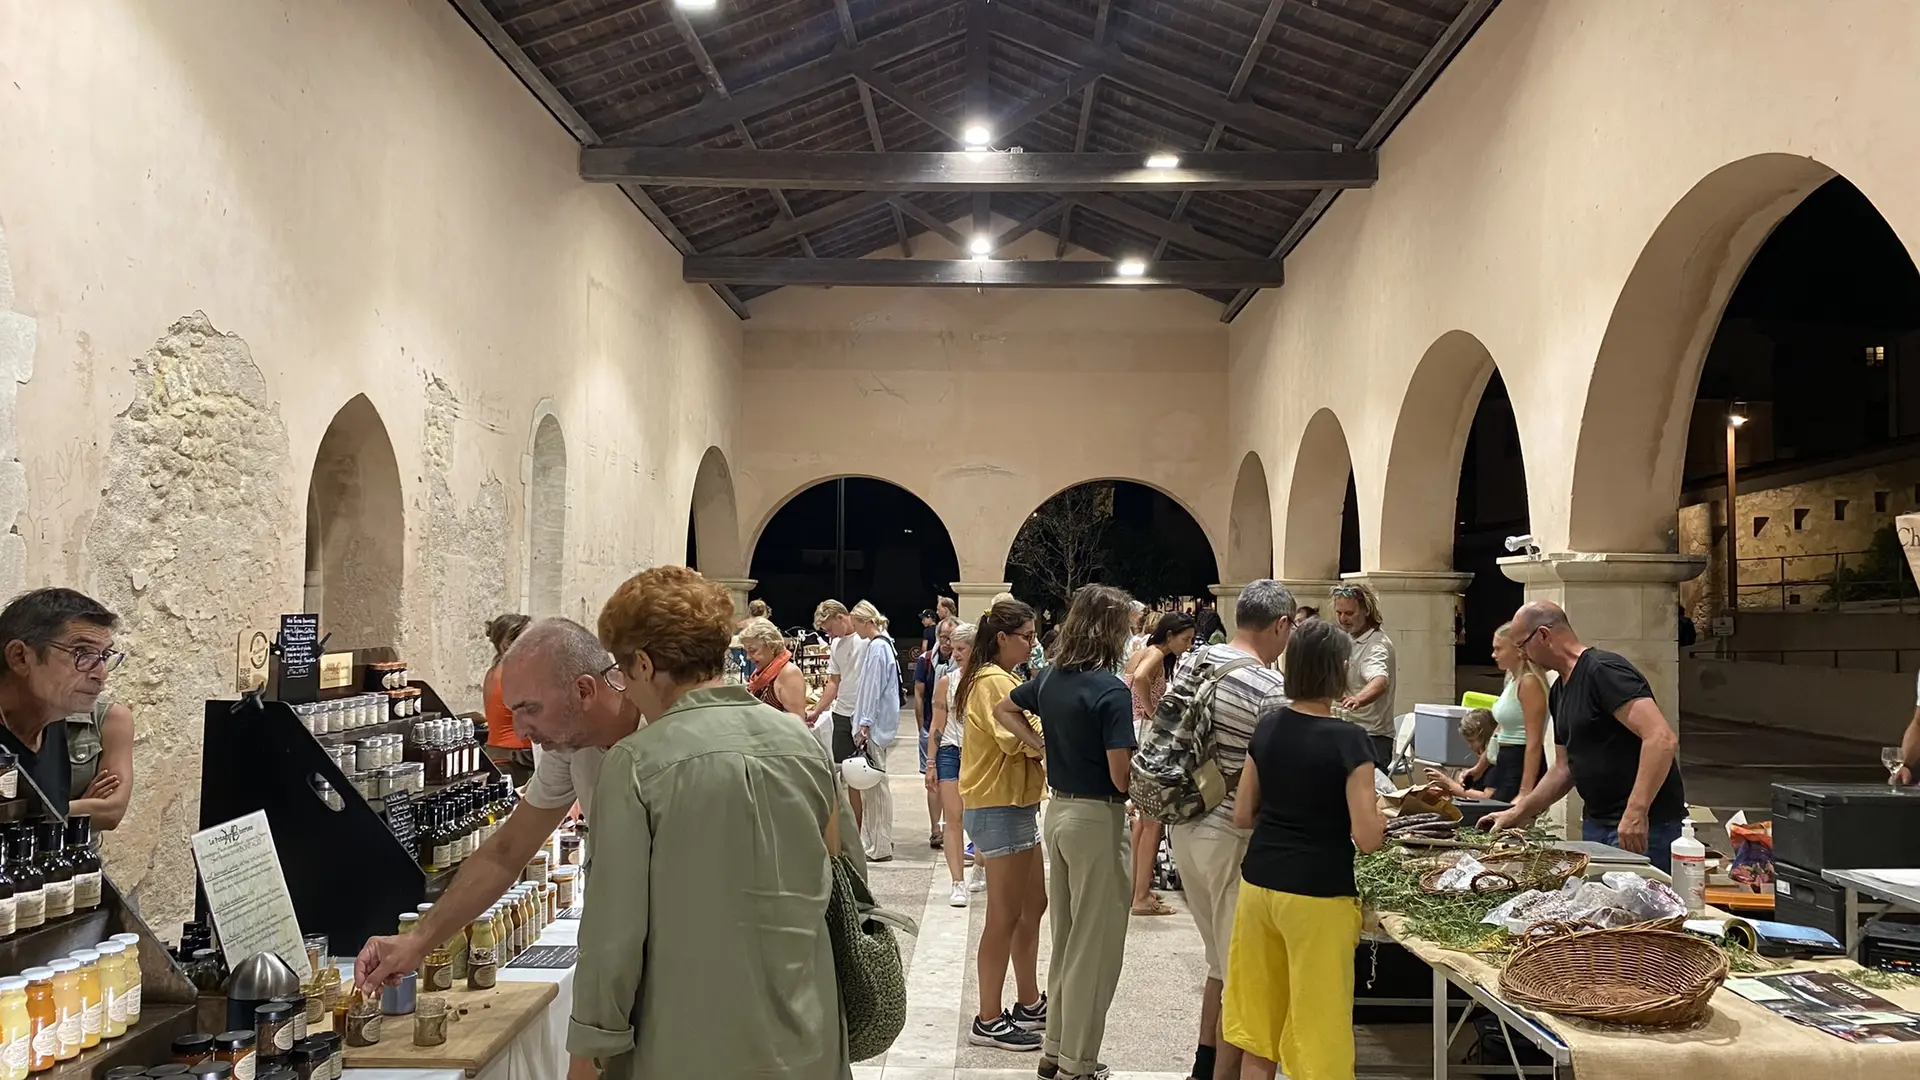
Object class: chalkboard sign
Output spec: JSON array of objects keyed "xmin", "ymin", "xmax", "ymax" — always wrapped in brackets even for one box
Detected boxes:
[
  {"xmin": 272, "ymin": 613, "xmax": 322, "ymax": 705},
  {"xmin": 383, "ymin": 788, "xmax": 417, "ymax": 860}
]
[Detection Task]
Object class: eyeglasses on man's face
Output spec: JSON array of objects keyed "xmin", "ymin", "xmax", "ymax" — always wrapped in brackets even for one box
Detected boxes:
[
  {"xmin": 45, "ymin": 641, "xmax": 125, "ymax": 674},
  {"xmin": 599, "ymin": 663, "xmax": 629, "ymax": 692}
]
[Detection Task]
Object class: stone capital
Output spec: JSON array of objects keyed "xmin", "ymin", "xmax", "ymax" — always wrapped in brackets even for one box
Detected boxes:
[
  {"xmin": 1340, "ymin": 570, "xmax": 1474, "ymax": 595},
  {"xmin": 1498, "ymin": 552, "xmax": 1707, "ymax": 587},
  {"xmin": 1278, "ymin": 578, "xmax": 1342, "ymax": 603},
  {"xmin": 708, "ymin": 578, "xmax": 757, "ymax": 617},
  {"xmin": 950, "ymin": 581, "xmax": 1014, "ymax": 621}
]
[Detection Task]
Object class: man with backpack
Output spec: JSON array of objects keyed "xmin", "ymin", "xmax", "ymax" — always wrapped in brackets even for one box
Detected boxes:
[{"xmin": 1135, "ymin": 580, "xmax": 1295, "ymax": 1080}]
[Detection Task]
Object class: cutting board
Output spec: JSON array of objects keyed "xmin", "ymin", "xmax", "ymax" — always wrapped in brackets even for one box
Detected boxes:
[{"xmin": 336, "ymin": 980, "xmax": 559, "ymax": 1076}]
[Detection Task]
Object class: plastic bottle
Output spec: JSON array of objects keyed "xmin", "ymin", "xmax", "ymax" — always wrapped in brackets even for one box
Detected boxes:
[{"xmin": 1670, "ymin": 819, "xmax": 1707, "ymax": 916}]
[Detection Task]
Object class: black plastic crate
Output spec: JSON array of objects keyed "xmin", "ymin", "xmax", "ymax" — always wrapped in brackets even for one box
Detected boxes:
[
  {"xmin": 1862, "ymin": 920, "xmax": 1920, "ymax": 975},
  {"xmin": 1772, "ymin": 783, "xmax": 1920, "ymax": 871},
  {"xmin": 1773, "ymin": 861, "xmax": 1848, "ymax": 941}
]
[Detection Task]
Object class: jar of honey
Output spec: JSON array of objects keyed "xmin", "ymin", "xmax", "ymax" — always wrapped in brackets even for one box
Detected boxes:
[
  {"xmin": 20, "ymin": 969, "xmax": 53, "ymax": 1074},
  {"xmin": 64, "ymin": 950, "xmax": 102, "ymax": 1049},
  {"xmin": 213, "ymin": 1030, "xmax": 257, "ymax": 1080},
  {"xmin": 43, "ymin": 961, "xmax": 79, "ymax": 1062}
]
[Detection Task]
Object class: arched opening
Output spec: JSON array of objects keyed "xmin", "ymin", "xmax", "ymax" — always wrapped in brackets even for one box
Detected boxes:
[
  {"xmin": 1005, "ymin": 480, "xmax": 1220, "ymax": 624},
  {"xmin": 1282, "ymin": 408, "xmax": 1357, "ymax": 582},
  {"xmin": 1226, "ymin": 452, "xmax": 1275, "ymax": 582},
  {"xmin": 527, "ymin": 415, "xmax": 567, "ymax": 617},
  {"xmin": 304, "ymin": 395, "xmax": 404, "ymax": 649},
  {"xmin": 1377, "ymin": 332, "xmax": 1530, "ymax": 674},
  {"xmin": 689, "ymin": 446, "xmax": 744, "ymax": 579},
  {"xmin": 749, "ymin": 478, "xmax": 960, "ymax": 635}
]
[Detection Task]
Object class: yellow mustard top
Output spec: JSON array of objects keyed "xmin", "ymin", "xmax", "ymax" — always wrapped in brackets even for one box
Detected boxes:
[{"xmin": 957, "ymin": 664, "xmax": 1045, "ymax": 809}]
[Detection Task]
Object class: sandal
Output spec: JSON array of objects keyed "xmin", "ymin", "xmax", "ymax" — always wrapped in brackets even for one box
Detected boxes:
[{"xmin": 1131, "ymin": 899, "xmax": 1176, "ymax": 916}]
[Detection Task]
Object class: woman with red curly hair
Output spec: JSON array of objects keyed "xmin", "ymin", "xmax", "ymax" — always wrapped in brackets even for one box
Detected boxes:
[{"xmin": 566, "ymin": 566, "xmax": 852, "ymax": 1080}]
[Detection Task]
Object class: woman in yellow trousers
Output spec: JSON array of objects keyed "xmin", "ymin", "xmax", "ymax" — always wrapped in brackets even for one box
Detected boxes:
[{"xmin": 1221, "ymin": 619, "xmax": 1387, "ymax": 1080}]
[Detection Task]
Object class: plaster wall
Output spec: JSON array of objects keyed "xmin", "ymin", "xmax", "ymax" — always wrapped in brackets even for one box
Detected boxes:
[
  {"xmin": 1231, "ymin": 0, "xmax": 1920, "ymax": 574},
  {"xmin": 735, "ymin": 223, "xmax": 1230, "ymax": 584},
  {"xmin": 0, "ymin": 0, "xmax": 740, "ymax": 924}
]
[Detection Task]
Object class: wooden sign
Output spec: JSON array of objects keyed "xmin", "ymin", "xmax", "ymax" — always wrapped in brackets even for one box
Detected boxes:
[{"xmin": 236, "ymin": 629, "xmax": 272, "ymax": 694}]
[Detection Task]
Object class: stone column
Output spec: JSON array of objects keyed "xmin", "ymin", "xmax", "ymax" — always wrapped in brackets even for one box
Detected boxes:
[
  {"xmin": 1280, "ymin": 579, "xmax": 1341, "ymax": 614},
  {"xmin": 950, "ymin": 581, "xmax": 1013, "ymax": 622},
  {"xmin": 1339, "ymin": 571, "xmax": 1473, "ymax": 716},
  {"xmin": 1208, "ymin": 583, "xmax": 1248, "ymax": 634},
  {"xmin": 1499, "ymin": 552, "xmax": 1706, "ymax": 837},
  {"xmin": 708, "ymin": 578, "xmax": 757, "ymax": 622}
]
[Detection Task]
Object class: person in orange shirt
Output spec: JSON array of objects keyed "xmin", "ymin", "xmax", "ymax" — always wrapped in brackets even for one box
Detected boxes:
[{"xmin": 483, "ymin": 613, "xmax": 534, "ymax": 785}]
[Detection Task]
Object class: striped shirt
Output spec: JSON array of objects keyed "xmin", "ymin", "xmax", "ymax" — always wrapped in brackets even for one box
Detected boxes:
[{"xmin": 1178, "ymin": 643, "xmax": 1289, "ymax": 823}]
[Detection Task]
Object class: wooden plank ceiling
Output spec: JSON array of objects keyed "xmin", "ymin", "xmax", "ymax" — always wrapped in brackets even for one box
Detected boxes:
[{"xmin": 448, "ymin": 0, "xmax": 1499, "ymax": 319}]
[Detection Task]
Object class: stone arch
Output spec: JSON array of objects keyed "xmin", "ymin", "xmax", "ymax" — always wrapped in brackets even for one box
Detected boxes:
[
  {"xmin": 526, "ymin": 411, "xmax": 567, "ymax": 617},
  {"xmin": 746, "ymin": 471, "xmax": 954, "ymax": 561},
  {"xmin": 748, "ymin": 476, "xmax": 961, "ymax": 630},
  {"xmin": 1281, "ymin": 408, "xmax": 1355, "ymax": 580},
  {"xmin": 305, "ymin": 394, "xmax": 404, "ymax": 649},
  {"xmin": 1568, "ymin": 153, "xmax": 1840, "ymax": 552},
  {"xmin": 1000, "ymin": 478, "xmax": 1222, "ymax": 607},
  {"xmin": 1226, "ymin": 452, "xmax": 1275, "ymax": 583},
  {"xmin": 689, "ymin": 446, "xmax": 745, "ymax": 578},
  {"xmin": 993, "ymin": 474, "xmax": 1223, "ymax": 581},
  {"xmin": 1377, "ymin": 331, "xmax": 1502, "ymax": 570}
]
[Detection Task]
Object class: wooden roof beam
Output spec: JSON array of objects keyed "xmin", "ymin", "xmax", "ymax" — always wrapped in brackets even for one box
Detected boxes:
[{"xmin": 684, "ymin": 257, "xmax": 1286, "ymax": 289}]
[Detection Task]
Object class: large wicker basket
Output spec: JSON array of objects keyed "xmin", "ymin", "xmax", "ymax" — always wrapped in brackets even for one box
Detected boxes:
[
  {"xmin": 1498, "ymin": 925, "xmax": 1729, "ymax": 1027},
  {"xmin": 1417, "ymin": 849, "xmax": 1590, "ymax": 896}
]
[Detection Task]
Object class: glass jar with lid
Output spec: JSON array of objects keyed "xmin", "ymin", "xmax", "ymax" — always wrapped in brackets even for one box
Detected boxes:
[
  {"xmin": 22, "ymin": 967, "xmax": 55, "ymax": 1075},
  {"xmin": 0, "ymin": 975, "xmax": 29, "ymax": 1080},
  {"xmin": 94, "ymin": 941, "xmax": 128, "ymax": 1040},
  {"xmin": 109, "ymin": 933, "xmax": 142, "ymax": 1025},
  {"xmin": 63, "ymin": 950, "xmax": 101, "ymax": 1049},
  {"xmin": 45, "ymin": 960, "xmax": 79, "ymax": 1062}
]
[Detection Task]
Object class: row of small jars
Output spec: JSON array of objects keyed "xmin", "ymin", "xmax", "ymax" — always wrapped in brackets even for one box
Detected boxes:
[
  {"xmin": 0, "ymin": 933, "xmax": 146, "ymax": 1079},
  {"xmin": 335, "ymin": 764, "xmax": 426, "ymax": 802},
  {"xmin": 292, "ymin": 695, "xmax": 386, "ymax": 734}
]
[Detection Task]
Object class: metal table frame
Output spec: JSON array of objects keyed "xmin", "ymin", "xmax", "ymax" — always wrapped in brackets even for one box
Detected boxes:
[
  {"xmin": 1359, "ymin": 930, "xmax": 1572, "ymax": 1078},
  {"xmin": 1822, "ymin": 868, "xmax": 1920, "ymax": 957}
]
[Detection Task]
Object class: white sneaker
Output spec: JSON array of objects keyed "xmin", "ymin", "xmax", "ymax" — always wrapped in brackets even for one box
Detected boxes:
[
  {"xmin": 948, "ymin": 881, "xmax": 969, "ymax": 907},
  {"xmin": 969, "ymin": 867, "xmax": 988, "ymax": 893}
]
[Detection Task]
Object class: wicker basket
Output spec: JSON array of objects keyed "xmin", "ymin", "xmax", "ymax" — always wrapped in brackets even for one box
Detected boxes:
[
  {"xmin": 1418, "ymin": 849, "xmax": 1590, "ymax": 896},
  {"xmin": 1498, "ymin": 925, "xmax": 1729, "ymax": 1027}
]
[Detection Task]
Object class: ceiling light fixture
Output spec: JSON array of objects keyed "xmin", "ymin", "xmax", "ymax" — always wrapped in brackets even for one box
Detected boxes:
[
  {"xmin": 1145, "ymin": 153, "xmax": 1181, "ymax": 169},
  {"xmin": 674, "ymin": 0, "xmax": 719, "ymax": 11},
  {"xmin": 968, "ymin": 236, "xmax": 993, "ymax": 255},
  {"xmin": 1117, "ymin": 259, "xmax": 1147, "ymax": 277},
  {"xmin": 963, "ymin": 124, "xmax": 992, "ymax": 148}
]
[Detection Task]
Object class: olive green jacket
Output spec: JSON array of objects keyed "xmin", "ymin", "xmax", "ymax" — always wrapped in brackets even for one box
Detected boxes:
[{"xmin": 567, "ymin": 686, "xmax": 854, "ymax": 1080}]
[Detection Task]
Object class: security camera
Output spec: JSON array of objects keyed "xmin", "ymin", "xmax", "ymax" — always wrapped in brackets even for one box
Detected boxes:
[{"xmin": 1504, "ymin": 533, "xmax": 1539, "ymax": 556}]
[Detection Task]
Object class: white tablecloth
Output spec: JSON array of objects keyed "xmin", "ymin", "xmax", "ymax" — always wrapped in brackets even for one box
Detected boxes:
[{"xmin": 344, "ymin": 917, "xmax": 579, "ymax": 1080}]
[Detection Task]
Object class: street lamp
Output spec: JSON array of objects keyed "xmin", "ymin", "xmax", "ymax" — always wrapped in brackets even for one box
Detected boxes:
[{"xmin": 1726, "ymin": 401, "xmax": 1748, "ymax": 615}]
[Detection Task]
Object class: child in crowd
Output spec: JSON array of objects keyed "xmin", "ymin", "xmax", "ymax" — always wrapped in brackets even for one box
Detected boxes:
[{"xmin": 1423, "ymin": 709, "xmax": 1499, "ymax": 800}]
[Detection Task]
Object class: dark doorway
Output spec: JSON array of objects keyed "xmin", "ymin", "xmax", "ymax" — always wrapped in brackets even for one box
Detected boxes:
[
  {"xmin": 749, "ymin": 478, "xmax": 959, "ymax": 635},
  {"xmin": 1006, "ymin": 480, "xmax": 1218, "ymax": 624},
  {"xmin": 1453, "ymin": 371, "xmax": 1530, "ymax": 666},
  {"xmin": 1340, "ymin": 473, "xmax": 1361, "ymax": 576}
]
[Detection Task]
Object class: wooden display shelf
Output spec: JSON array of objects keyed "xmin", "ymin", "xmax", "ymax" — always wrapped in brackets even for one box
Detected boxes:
[
  {"xmin": 39, "ymin": 1002, "xmax": 198, "ymax": 1080},
  {"xmin": 334, "ymin": 981, "xmax": 558, "ymax": 1077}
]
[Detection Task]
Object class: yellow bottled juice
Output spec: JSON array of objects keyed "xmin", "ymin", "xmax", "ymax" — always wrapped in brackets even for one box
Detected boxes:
[
  {"xmin": 44, "ymin": 962, "xmax": 78, "ymax": 1062},
  {"xmin": 108, "ymin": 934, "xmax": 141, "ymax": 1025},
  {"xmin": 0, "ymin": 976, "xmax": 30, "ymax": 1080},
  {"xmin": 95, "ymin": 942, "xmax": 128, "ymax": 1039},
  {"xmin": 65, "ymin": 952, "xmax": 101, "ymax": 1049}
]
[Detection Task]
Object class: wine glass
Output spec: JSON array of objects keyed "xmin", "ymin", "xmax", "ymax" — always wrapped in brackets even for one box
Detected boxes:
[{"xmin": 1883, "ymin": 747, "xmax": 1906, "ymax": 788}]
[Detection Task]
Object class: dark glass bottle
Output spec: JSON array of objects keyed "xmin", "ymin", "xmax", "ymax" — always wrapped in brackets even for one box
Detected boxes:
[
  {"xmin": 0, "ymin": 827, "xmax": 16, "ymax": 938},
  {"xmin": 67, "ymin": 816, "xmax": 102, "ymax": 912},
  {"xmin": 9, "ymin": 824, "xmax": 44, "ymax": 930},
  {"xmin": 37, "ymin": 819, "xmax": 73, "ymax": 920}
]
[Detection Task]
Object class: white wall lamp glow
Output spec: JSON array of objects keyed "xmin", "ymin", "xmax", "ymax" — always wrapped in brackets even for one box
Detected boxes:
[
  {"xmin": 1145, "ymin": 153, "xmax": 1181, "ymax": 169},
  {"xmin": 963, "ymin": 124, "xmax": 992, "ymax": 148},
  {"xmin": 1117, "ymin": 259, "xmax": 1147, "ymax": 277},
  {"xmin": 674, "ymin": 0, "xmax": 718, "ymax": 11}
]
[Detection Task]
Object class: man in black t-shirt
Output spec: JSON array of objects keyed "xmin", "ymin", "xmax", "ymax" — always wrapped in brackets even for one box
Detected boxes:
[{"xmin": 1480, "ymin": 601, "xmax": 1687, "ymax": 871}]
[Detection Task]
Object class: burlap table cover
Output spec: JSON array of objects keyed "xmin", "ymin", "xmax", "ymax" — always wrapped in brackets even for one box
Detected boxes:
[{"xmin": 1375, "ymin": 912, "xmax": 1920, "ymax": 1079}]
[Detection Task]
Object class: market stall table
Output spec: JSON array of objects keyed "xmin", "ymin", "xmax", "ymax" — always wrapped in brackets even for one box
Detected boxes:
[
  {"xmin": 343, "ymin": 914, "xmax": 579, "ymax": 1080},
  {"xmin": 1822, "ymin": 869, "xmax": 1920, "ymax": 956},
  {"xmin": 1378, "ymin": 913, "xmax": 1920, "ymax": 1080}
]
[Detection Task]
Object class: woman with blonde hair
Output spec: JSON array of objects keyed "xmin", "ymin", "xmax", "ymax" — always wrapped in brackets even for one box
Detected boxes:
[
  {"xmin": 850, "ymin": 600, "xmax": 903, "ymax": 860},
  {"xmin": 569, "ymin": 566, "xmax": 847, "ymax": 1080},
  {"xmin": 926, "ymin": 621, "xmax": 977, "ymax": 905},
  {"xmin": 740, "ymin": 617, "xmax": 807, "ymax": 717},
  {"xmin": 1487, "ymin": 621, "xmax": 1550, "ymax": 801},
  {"xmin": 958, "ymin": 598, "xmax": 1049, "ymax": 1052}
]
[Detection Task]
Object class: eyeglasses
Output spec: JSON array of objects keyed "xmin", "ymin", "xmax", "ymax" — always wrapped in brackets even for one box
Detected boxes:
[
  {"xmin": 1518, "ymin": 625, "xmax": 1545, "ymax": 650},
  {"xmin": 1330, "ymin": 585, "xmax": 1363, "ymax": 598},
  {"xmin": 599, "ymin": 663, "xmax": 629, "ymax": 692},
  {"xmin": 45, "ymin": 642, "xmax": 125, "ymax": 674}
]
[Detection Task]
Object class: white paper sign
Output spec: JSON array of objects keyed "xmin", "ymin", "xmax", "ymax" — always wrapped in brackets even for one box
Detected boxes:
[{"xmin": 190, "ymin": 811, "xmax": 314, "ymax": 983}]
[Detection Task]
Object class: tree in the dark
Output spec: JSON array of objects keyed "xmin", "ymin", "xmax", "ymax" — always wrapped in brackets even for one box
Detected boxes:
[{"xmin": 1008, "ymin": 483, "xmax": 1114, "ymax": 609}]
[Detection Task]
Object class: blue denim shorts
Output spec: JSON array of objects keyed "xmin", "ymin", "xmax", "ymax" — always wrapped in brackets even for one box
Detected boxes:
[
  {"xmin": 935, "ymin": 744, "xmax": 961, "ymax": 783},
  {"xmin": 963, "ymin": 803, "xmax": 1040, "ymax": 858}
]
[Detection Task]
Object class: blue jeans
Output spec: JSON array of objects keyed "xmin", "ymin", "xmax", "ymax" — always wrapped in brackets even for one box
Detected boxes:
[
  {"xmin": 917, "ymin": 722, "xmax": 929, "ymax": 772},
  {"xmin": 1582, "ymin": 817, "xmax": 1683, "ymax": 874}
]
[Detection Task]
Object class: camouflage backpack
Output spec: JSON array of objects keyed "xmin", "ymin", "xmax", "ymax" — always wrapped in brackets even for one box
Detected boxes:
[{"xmin": 1129, "ymin": 651, "xmax": 1259, "ymax": 825}]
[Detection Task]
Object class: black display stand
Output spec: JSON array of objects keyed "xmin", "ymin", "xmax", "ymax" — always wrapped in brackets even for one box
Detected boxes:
[
  {"xmin": 0, "ymin": 769, "xmax": 198, "ymax": 1078},
  {"xmin": 197, "ymin": 681, "xmax": 499, "ymax": 956}
]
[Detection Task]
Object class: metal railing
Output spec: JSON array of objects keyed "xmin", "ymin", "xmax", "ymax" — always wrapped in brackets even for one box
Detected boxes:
[
  {"xmin": 1729, "ymin": 548, "xmax": 1918, "ymax": 612},
  {"xmin": 1709, "ymin": 647, "xmax": 1920, "ymax": 673}
]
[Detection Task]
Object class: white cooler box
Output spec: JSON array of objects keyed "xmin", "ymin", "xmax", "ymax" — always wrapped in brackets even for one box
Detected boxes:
[{"xmin": 1412, "ymin": 703, "xmax": 1477, "ymax": 767}]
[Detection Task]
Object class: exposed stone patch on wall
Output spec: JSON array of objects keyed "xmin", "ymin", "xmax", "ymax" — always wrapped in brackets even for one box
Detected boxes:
[
  {"xmin": 0, "ymin": 219, "xmax": 33, "ymax": 597},
  {"xmin": 83, "ymin": 313, "xmax": 290, "ymax": 929},
  {"xmin": 409, "ymin": 376, "xmax": 508, "ymax": 709}
]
